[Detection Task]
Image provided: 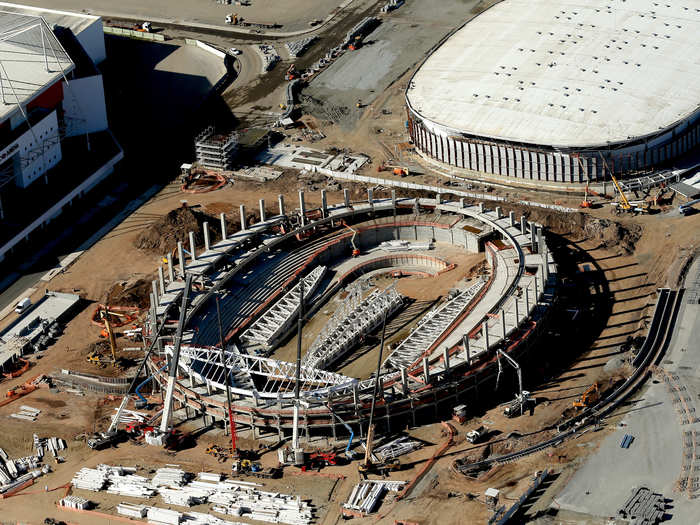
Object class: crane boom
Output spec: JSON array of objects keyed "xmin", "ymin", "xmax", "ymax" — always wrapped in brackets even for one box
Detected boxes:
[
  {"xmin": 496, "ymin": 349, "xmax": 522, "ymax": 398},
  {"xmin": 160, "ymin": 274, "xmax": 193, "ymax": 434}
]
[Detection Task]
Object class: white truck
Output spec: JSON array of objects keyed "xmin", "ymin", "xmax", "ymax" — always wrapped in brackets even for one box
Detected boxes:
[{"xmin": 466, "ymin": 426, "xmax": 487, "ymax": 444}]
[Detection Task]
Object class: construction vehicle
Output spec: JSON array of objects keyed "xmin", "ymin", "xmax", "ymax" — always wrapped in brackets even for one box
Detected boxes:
[
  {"xmin": 225, "ymin": 13, "xmax": 239, "ymax": 25},
  {"xmin": 579, "ymin": 185, "xmax": 593, "ymax": 209},
  {"xmin": 358, "ymin": 313, "xmax": 401, "ymax": 477},
  {"xmin": 0, "ymin": 374, "xmax": 45, "ymax": 409},
  {"xmin": 285, "ymin": 64, "xmax": 298, "ymax": 81},
  {"xmin": 87, "ymin": 395, "xmax": 129, "ymax": 449},
  {"xmin": 340, "ymin": 221, "xmax": 361, "ymax": 256},
  {"xmin": 348, "ymin": 35, "xmax": 363, "ymax": 50},
  {"xmin": 573, "ymin": 382, "xmax": 600, "ymax": 409},
  {"xmin": 87, "ymin": 312, "xmax": 119, "ymax": 368},
  {"xmin": 465, "ymin": 426, "xmax": 486, "ymax": 444},
  {"xmin": 377, "ymin": 163, "xmax": 409, "ymax": 176},
  {"xmin": 307, "ymin": 451, "xmax": 338, "ymax": 470},
  {"xmin": 146, "ymin": 275, "xmax": 193, "ymax": 447},
  {"xmin": 495, "ymin": 349, "xmax": 532, "ymax": 417},
  {"xmin": 232, "ymin": 459, "xmax": 280, "ymax": 479}
]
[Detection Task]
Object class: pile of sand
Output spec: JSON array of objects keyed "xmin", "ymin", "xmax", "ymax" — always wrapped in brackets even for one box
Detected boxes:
[{"xmin": 104, "ymin": 278, "xmax": 152, "ymax": 309}]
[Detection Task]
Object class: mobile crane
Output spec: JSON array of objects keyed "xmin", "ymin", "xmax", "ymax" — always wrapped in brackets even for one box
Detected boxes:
[{"xmin": 358, "ymin": 313, "xmax": 400, "ymax": 477}]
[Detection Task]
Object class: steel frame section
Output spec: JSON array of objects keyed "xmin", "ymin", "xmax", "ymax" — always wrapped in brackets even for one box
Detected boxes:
[
  {"xmin": 239, "ymin": 265, "xmax": 326, "ymax": 349},
  {"xmin": 302, "ymin": 285, "xmax": 403, "ymax": 370},
  {"xmin": 383, "ymin": 281, "xmax": 485, "ymax": 372}
]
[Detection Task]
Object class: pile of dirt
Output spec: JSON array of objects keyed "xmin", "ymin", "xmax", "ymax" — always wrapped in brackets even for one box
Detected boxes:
[
  {"xmin": 104, "ymin": 278, "xmax": 152, "ymax": 309},
  {"xmin": 583, "ymin": 218, "xmax": 642, "ymax": 254},
  {"xmin": 134, "ymin": 206, "xmax": 204, "ymax": 254},
  {"xmin": 501, "ymin": 205, "xmax": 643, "ymax": 254}
]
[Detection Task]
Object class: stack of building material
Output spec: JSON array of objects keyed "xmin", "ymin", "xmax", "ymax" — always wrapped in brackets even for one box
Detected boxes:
[
  {"xmin": 285, "ymin": 36, "xmax": 317, "ymax": 58},
  {"xmin": 374, "ymin": 436, "xmax": 422, "ymax": 462},
  {"xmin": 211, "ymin": 487, "xmax": 314, "ymax": 525},
  {"xmin": 71, "ymin": 467, "xmax": 109, "ymax": 491},
  {"xmin": 159, "ymin": 486, "xmax": 208, "ymax": 506},
  {"xmin": 147, "ymin": 506, "xmax": 181, "ymax": 525},
  {"xmin": 256, "ymin": 44, "xmax": 280, "ymax": 72},
  {"xmin": 59, "ymin": 495, "xmax": 91, "ymax": 509},
  {"xmin": 150, "ymin": 467, "xmax": 188, "ymax": 488},
  {"xmin": 344, "ymin": 479, "xmax": 406, "ymax": 515},
  {"xmin": 107, "ymin": 474, "xmax": 156, "ymax": 498},
  {"xmin": 117, "ymin": 502, "xmax": 148, "ymax": 518},
  {"xmin": 198, "ymin": 472, "xmax": 222, "ymax": 482}
]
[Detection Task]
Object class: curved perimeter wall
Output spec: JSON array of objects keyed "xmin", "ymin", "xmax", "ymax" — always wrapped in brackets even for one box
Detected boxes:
[{"xmin": 407, "ymin": 106, "xmax": 700, "ymax": 182}]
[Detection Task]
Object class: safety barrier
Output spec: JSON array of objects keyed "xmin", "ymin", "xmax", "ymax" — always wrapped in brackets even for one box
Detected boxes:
[{"xmin": 104, "ymin": 26, "xmax": 165, "ymax": 41}]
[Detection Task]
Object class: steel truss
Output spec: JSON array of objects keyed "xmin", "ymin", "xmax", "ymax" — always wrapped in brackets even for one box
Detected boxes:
[
  {"xmin": 382, "ymin": 281, "xmax": 485, "ymax": 371},
  {"xmin": 303, "ymin": 285, "xmax": 403, "ymax": 370},
  {"xmin": 169, "ymin": 344, "xmax": 354, "ymax": 399},
  {"xmin": 240, "ymin": 265, "xmax": 326, "ymax": 349}
]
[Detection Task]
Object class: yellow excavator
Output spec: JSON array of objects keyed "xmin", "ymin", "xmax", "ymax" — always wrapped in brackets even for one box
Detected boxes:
[{"xmin": 573, "ymin": 382, "xmax": 600, "ymax": 409}]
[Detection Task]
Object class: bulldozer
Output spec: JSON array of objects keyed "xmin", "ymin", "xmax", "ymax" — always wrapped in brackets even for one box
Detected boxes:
[{"xmin": 573, "ymin": 382, "xmax": 600, "ymax": 409}]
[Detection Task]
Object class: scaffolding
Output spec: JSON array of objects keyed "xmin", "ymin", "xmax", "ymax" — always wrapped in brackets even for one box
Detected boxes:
[{"xmin": 195, "ymin": 126, "xmax": 238, "ymax": 171}]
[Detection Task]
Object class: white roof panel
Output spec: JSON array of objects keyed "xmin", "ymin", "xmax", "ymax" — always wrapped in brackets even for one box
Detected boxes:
[{"xmin": 406, "ymin": 0, "xmax": 700, "ymax": 147}]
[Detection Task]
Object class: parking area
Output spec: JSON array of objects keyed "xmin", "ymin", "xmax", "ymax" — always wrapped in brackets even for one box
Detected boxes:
[{"xmin": 303, "ymin": 0, "xmax": 494, "ymax": 128}]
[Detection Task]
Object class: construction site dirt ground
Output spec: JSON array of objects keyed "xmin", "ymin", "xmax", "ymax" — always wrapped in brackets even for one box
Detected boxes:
[{"xmin": 2, "ymin": 162, "xmax": 699, "ymax": 523}]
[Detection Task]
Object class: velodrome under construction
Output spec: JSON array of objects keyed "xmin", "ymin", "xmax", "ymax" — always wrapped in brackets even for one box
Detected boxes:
[{"xmin": 144, "ymin": 190, "xmax": 556, "ymax": 440}]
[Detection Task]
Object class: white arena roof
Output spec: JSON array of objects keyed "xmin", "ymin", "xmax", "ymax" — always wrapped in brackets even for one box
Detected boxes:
[{"xmin": 406, "ymin": 0, "xmax": 700, "ymax": 148}]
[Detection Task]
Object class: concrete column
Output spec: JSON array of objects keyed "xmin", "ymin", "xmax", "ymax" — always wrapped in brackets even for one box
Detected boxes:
[
  {"xmin": 484, "ymin": 322, "xmax": 490, "ymax": 351},
  {"xmin": 520, "ymin": 215, "xmax": 527, "ymax": 233},
  {"xmin": 478, "ymin": 202, "xmax": 485, "ymax": 213},
  {"xmin": 299, "ymin": 191, "xmax": 306, "ymax": 226},
  {"xmin": 401, "ymin": 368, "xmax": 409, "ymax": 395},
  {"xmin": 543, "ymin": 255, "xmax": 549, "ymax": 281},
  {"xmin": 203, "ymin": 222, "xmax": 210, "ymax": 252},
  {"xmin": 495, "ymin": 206, "xmax": 502, "ymax": 218},
  {"xmin": 320, "ymin": 190, "xmax": 327, "ymax": 218},
  {"xmin": 240, "ymin": 204, "xmax": 247, "ymax": 231},
  {"xmin": 152, "ymin": 280, "xmax": 159, "ymax": 303},
  {"xmin": 462, "ymin": 334, "xmax": 471, "ymax": 365},
  {"xmin": 537, "ymin": 226, "xmax": 544, "ymax": 257},
  {"xmin": 436, "ymin": 192, "xmax": 442, "ymax": 205},
  {"xmin": 515, "ymin": 295, "xmax": 520, "ymax": 324},
  {"xmin": 278, "ymin": 194, "xmax": 285, "ymax": 216},
  {"xmin": 189, "ymin": 231, "xmax": 197, "ymax": 261},
  {"xmin": 529, "ymin": 221, "xmax": 537, "ymax": 253},
  {"xmin": 443, "ymin": 347, "xmax": 450, "ymax": 373},
  {"xmin": 541, "ymin": 265, "xmax": 547, "ymax": 289},
  {"xmin": 177, "ymin": 241, "xmax": 185, "ymax": 277},
  {"xmin": 534, "ymin": 276, "xmax": 539, "ymax": 302},
  {"xmin": 422, "ymin": 357, "xmax": 430, "ymax": 384},
  {"xmin": 367, "ymin": 188, "xmax": 374, "ymax": 209},
  {"xmin": 220, "ymin": 213, "xmax": 227, "ymax": 241},
  {"xmin": 391, "ymin": 189, "xmax": 397, "ymax": 207},
  {"xmin": 158, "ymin": 266, "xmax": 165, "ymax": 296},
  {"xmin": 509, "ymin": 211, "xmax": 516, "ymax": 227},
  {"xmin": 501, "ymin": 308, "xmax": 507, "ymax": 339},
  {"xmin": 343, "ymin": 188, "xmax": 350, "ymax": 207},
  {"xmin": 167, "ymin": 253, "xmax": 174, "ymax": 282},
  {"xmin": 259, "ymin": 199, "xmax": 266, "ymax": 222},
  {"xmin": 525, "ymin": 286, "xmax": 530, "ymax": 313}
]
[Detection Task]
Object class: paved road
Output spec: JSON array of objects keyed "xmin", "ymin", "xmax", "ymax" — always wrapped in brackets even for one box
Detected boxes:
[{"xmin": 553, "ymin": 264, "xmax": 700, "ymax": 522}]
